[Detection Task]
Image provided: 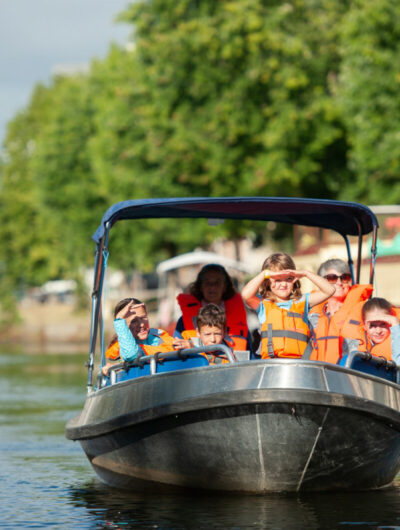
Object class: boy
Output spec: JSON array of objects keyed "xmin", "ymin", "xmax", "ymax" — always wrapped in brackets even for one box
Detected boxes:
[{"xmin": 175, "ymin": 303, "xmax": 233, "ymax": 364}]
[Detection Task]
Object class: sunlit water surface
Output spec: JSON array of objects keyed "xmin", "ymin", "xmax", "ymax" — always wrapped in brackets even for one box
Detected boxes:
[{"xmin": 2, "ymin": 349, "xmax": 400, "ymax": 529}]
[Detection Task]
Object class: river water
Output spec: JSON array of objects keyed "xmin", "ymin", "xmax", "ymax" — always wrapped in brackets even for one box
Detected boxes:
[{"xmin": 2, "ymin": 348, "xmax": 400, "ymax": 529}]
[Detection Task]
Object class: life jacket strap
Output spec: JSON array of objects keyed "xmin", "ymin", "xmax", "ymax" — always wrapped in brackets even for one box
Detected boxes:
[
  {"xmin": 267, "ymin": 323, "xmax": 275, "ymax": 358},
  {"xmin": 317, "ymin": 335, "xmax": 339, "ymax": 341},
  {"xmin": 261, "ymin": 330, "xmax": 309, "ymax": 343},
  {"xmin": 263, "ymin": 327, "xmax": 310, "ymax": 358},
  {"xmin": 286, "ymin": 311, "xmax": 302, "ymax": 318},
  {"xmin": 302, "ymin": 340, "xmax": 313, "ymax": 360}
]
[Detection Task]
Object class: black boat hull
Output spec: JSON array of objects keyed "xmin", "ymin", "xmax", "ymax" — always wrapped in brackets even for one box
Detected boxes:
[{"xmin": 66, "ymin": 360, "xmax": 400, "ymax": 492}]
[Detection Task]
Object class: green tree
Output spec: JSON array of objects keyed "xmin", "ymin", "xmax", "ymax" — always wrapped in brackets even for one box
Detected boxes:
[
  {"xmin": 3, "ymin": 0, "xmax": 400, "ymax": 323},
  {"xmin": 119, "ymin": 0, "xmax": 351, "ymax": 200},
  {"xmin": 336, "ymin": 0, "xmax": 400, "ymax": 203},
  {"xmin": 0, "ymin": 85, "xmax": 57, "ymax": 321}
]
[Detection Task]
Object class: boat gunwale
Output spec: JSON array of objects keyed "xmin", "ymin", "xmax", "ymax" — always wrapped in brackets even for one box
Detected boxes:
[
  {"xmin": 66, "ymin": 387, "xmax": 400, "ymax": 440},
  {"xmin": 66, "ymin": 360, "xmax": 400, "ymax": 440},
  {"xmin": 96, "ymin": 358, "xmax": 400, "ymax": 394}
]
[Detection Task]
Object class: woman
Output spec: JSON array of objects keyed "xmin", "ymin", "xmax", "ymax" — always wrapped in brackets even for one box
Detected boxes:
[
  {"xmin": 308, "ymin": 258, "xmax": 373, "ymax": 363},
  {"xmin": 174, "ymin": 263, "xmax": 250, "ymax": 351}
]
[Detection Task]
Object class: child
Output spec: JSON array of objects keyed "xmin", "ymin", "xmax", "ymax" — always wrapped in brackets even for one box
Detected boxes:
[
  {"xmin": 241, "ymin": 252, "xmax": 335, "ymax": 359},
  {"xmin": 341, "ymin": 297, "xmax": 400, "ymax": 363},
  {"xmin": 102, "ymin": 298, "xmax": 175, "ymax": 375},
  {"xmin": 175, "ymin": 303, "xmax": 233, "ymax": 364}
]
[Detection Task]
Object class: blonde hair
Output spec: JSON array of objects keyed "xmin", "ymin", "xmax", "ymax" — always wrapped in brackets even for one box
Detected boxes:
[{"xmin": 259, "ymin": 252, "xmax": 302, "ymax": 301}]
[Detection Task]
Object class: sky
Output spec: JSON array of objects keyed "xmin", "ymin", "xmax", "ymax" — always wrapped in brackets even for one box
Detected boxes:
[{"xmin": 0, "ymin": 0, "xmax": 132, "ymax": 143}]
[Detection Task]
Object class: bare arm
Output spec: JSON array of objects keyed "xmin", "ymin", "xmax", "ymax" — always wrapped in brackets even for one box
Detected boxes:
[
  {"xmin": 295, "ymin": 270, "xmax": 335, "ymax": 308},
  {"xmin": 241, "ymin": 271, "xmax": 266, "ymax": 310}
]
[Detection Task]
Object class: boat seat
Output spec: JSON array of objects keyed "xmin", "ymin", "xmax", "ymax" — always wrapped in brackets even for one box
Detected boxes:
[
  {"xmin": 339, "ymin": 351, "xmax": 398, "ymax": 383},
  {"xmin": 104, "ymin": 353, "xmax": 210, "ymax": 386}
]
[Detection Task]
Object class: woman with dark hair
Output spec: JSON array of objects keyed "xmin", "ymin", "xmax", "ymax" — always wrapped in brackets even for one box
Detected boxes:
[
  {"xmin": 308, "ymin": 258, "xmax": 373, "ymax": 363},
  {"xmin": 174, "ymin": 263, "xmax": 250, "ymax": 351}
]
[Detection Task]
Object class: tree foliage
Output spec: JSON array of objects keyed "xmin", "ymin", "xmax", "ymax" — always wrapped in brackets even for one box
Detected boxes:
[
  {"xmin": 336, "ymin": 0, "xmax": 400, "ymax": 203},
  {"xmin": 1, "ymin": 0, "xmax": 400, "ymax": 320}
]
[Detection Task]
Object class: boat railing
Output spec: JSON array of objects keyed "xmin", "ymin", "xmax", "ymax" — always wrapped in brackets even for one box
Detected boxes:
[
  {"xmin": 99, "ymin": 344, "xmax": 237, "ymax": 387},
  {"xmin": 344, "ymin": 350, "xmax": 400, "ymax": 384}
]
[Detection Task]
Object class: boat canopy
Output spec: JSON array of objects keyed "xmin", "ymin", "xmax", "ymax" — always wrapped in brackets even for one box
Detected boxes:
[{"xmin": 92, "ymin": 197, "xmax": 378, "ymax": 243}]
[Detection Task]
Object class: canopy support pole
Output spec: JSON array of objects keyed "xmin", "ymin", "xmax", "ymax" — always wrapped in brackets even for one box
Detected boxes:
[
  {"xmin": 344, "ymin": 236, "xmax": 355, "ymax": 284},
  {"xmin": 369, "ymin": 225, "xmax": 378, "ymax": 286},
  {"xmin": 87, "ymin": 222, "xmax": 110, "ymax": 394},
  {"xmin": 356, "ymin": 221, "xmax": 363, "ymax": 284}
]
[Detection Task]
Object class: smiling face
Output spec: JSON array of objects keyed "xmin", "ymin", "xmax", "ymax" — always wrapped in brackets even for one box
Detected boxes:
[
  {"xmin": 269, "ymin": 274, "xmax": 296, "ymax": 302},
  {"xmin": 197, "ymin": 324, "xmax": 224, "ymax": 346},
  {"xmin": 128, "ymin": 304, "xmax": 150, "ymax": 341},
  {"xmin": 200, "ymin": 270, "xmax": 226, "ymax": 305},
  {"xmin": 364, "ymin": 308, "xmax": 391, "ymax": 344},
  {"xmin": 324, "ymin": 268, "xmax": 352, "ymax": 302}
]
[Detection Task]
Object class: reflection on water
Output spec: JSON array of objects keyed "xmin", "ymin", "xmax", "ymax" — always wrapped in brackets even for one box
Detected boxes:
[
  {"xmin": 66, "ymin": 479, "xmax": 400, "ymax": 530},
  {"xmin": 2, "ymin": 349, "xmax": 400, "ymax": 529}
]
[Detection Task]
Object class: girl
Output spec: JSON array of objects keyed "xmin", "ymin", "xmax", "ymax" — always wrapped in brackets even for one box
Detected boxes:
[
  {"xmin": 341, "ymin": 297, "xmax": 400, "ymax": 363},
  {"xmin": 241, "ymin": 252, "xmax": 335, "ymax": 359},
  {"xmin": 102, "ymin": 298, "xmax": 175, "ymax": 375}
]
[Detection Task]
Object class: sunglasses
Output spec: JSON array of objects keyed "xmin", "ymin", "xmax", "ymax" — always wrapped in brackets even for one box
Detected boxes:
[{"xmin": 324, "ymin": 273, "xmax": 352, "ymax": 284}]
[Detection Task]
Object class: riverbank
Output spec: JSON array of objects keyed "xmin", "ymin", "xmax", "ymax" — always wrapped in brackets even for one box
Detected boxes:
[
  {"xmin": 0, "ymin": 298, "xmax": 159, "ymax": 354},
  {"xmin": 0, "ymin": 300, "xmax": 90, "ymax": 354}
]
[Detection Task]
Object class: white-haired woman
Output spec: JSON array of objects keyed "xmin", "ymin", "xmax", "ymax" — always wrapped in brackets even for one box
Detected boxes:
[{"xmin": 308, "ymin": 258, "xmax": 372, "ymax": 363}]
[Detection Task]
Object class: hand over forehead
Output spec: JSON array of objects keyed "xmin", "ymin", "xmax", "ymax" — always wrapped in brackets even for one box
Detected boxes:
[
  {"xmin": 128, "ymin": 303, "xmax": 147, "ymax": 318},
  {"xmin": 130, "ymin": 303, "xmax": 145, "ymax": 311}
]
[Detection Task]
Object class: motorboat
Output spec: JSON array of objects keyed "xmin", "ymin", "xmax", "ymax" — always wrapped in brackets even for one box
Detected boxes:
[{"xmin": 66, "ymin": 197, "xmax": 400, "ymax": 492}]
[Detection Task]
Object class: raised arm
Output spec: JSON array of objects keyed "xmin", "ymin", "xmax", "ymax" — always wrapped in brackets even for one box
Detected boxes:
[
  {"xmin": 294, "ymin": 270, "xmax": 335, "ymax": 308},
  {"xmin": 113, "ymin": 318, "xmax": 141, "ymax": 361},
  {"xmin": 241, "ymin": 271, "xmax": 266, "ymax": 310},
  {"xmin": 113, "ymin": 301, "xmax": 142, "ymax": 361}
]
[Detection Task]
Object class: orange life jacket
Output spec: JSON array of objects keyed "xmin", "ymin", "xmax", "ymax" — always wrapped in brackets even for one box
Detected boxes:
[
  {"xmin": 105, "ymin": 328, "xmax": 175, "ymax": 362},
  {"xmin": 260, "ymin": 298, "xmax": 311, "ymax": 359},
  {"xmin": 309, "ymin": 284, "xmax": 373, "ymax": 364},
  {"xmin": 180, "ymin": 329, "xmax": 232, "ymax": 364},
  {"xmin": 177, "ymin": 292, "xmax": 249, "ymax": 351},
  {"xmin": 340, "ymin": 305, "xmax": 400, "ymax": 362}
]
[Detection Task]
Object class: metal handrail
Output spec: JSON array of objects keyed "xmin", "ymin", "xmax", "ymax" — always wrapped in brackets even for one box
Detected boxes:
[{"xmin": 101, "ymin": 344, "xmax": 236, "ymax": 386}]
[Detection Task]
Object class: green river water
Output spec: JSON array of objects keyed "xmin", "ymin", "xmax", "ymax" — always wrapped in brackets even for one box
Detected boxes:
[{"xmin": 2, "ymin": 348, "xmax": 400, "ymax": 529}]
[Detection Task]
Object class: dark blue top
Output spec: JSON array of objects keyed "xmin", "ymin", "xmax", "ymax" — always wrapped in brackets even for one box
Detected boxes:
[{"xmin": 93, "ymin": 197, "xmax": 378, "ymax": 243}]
